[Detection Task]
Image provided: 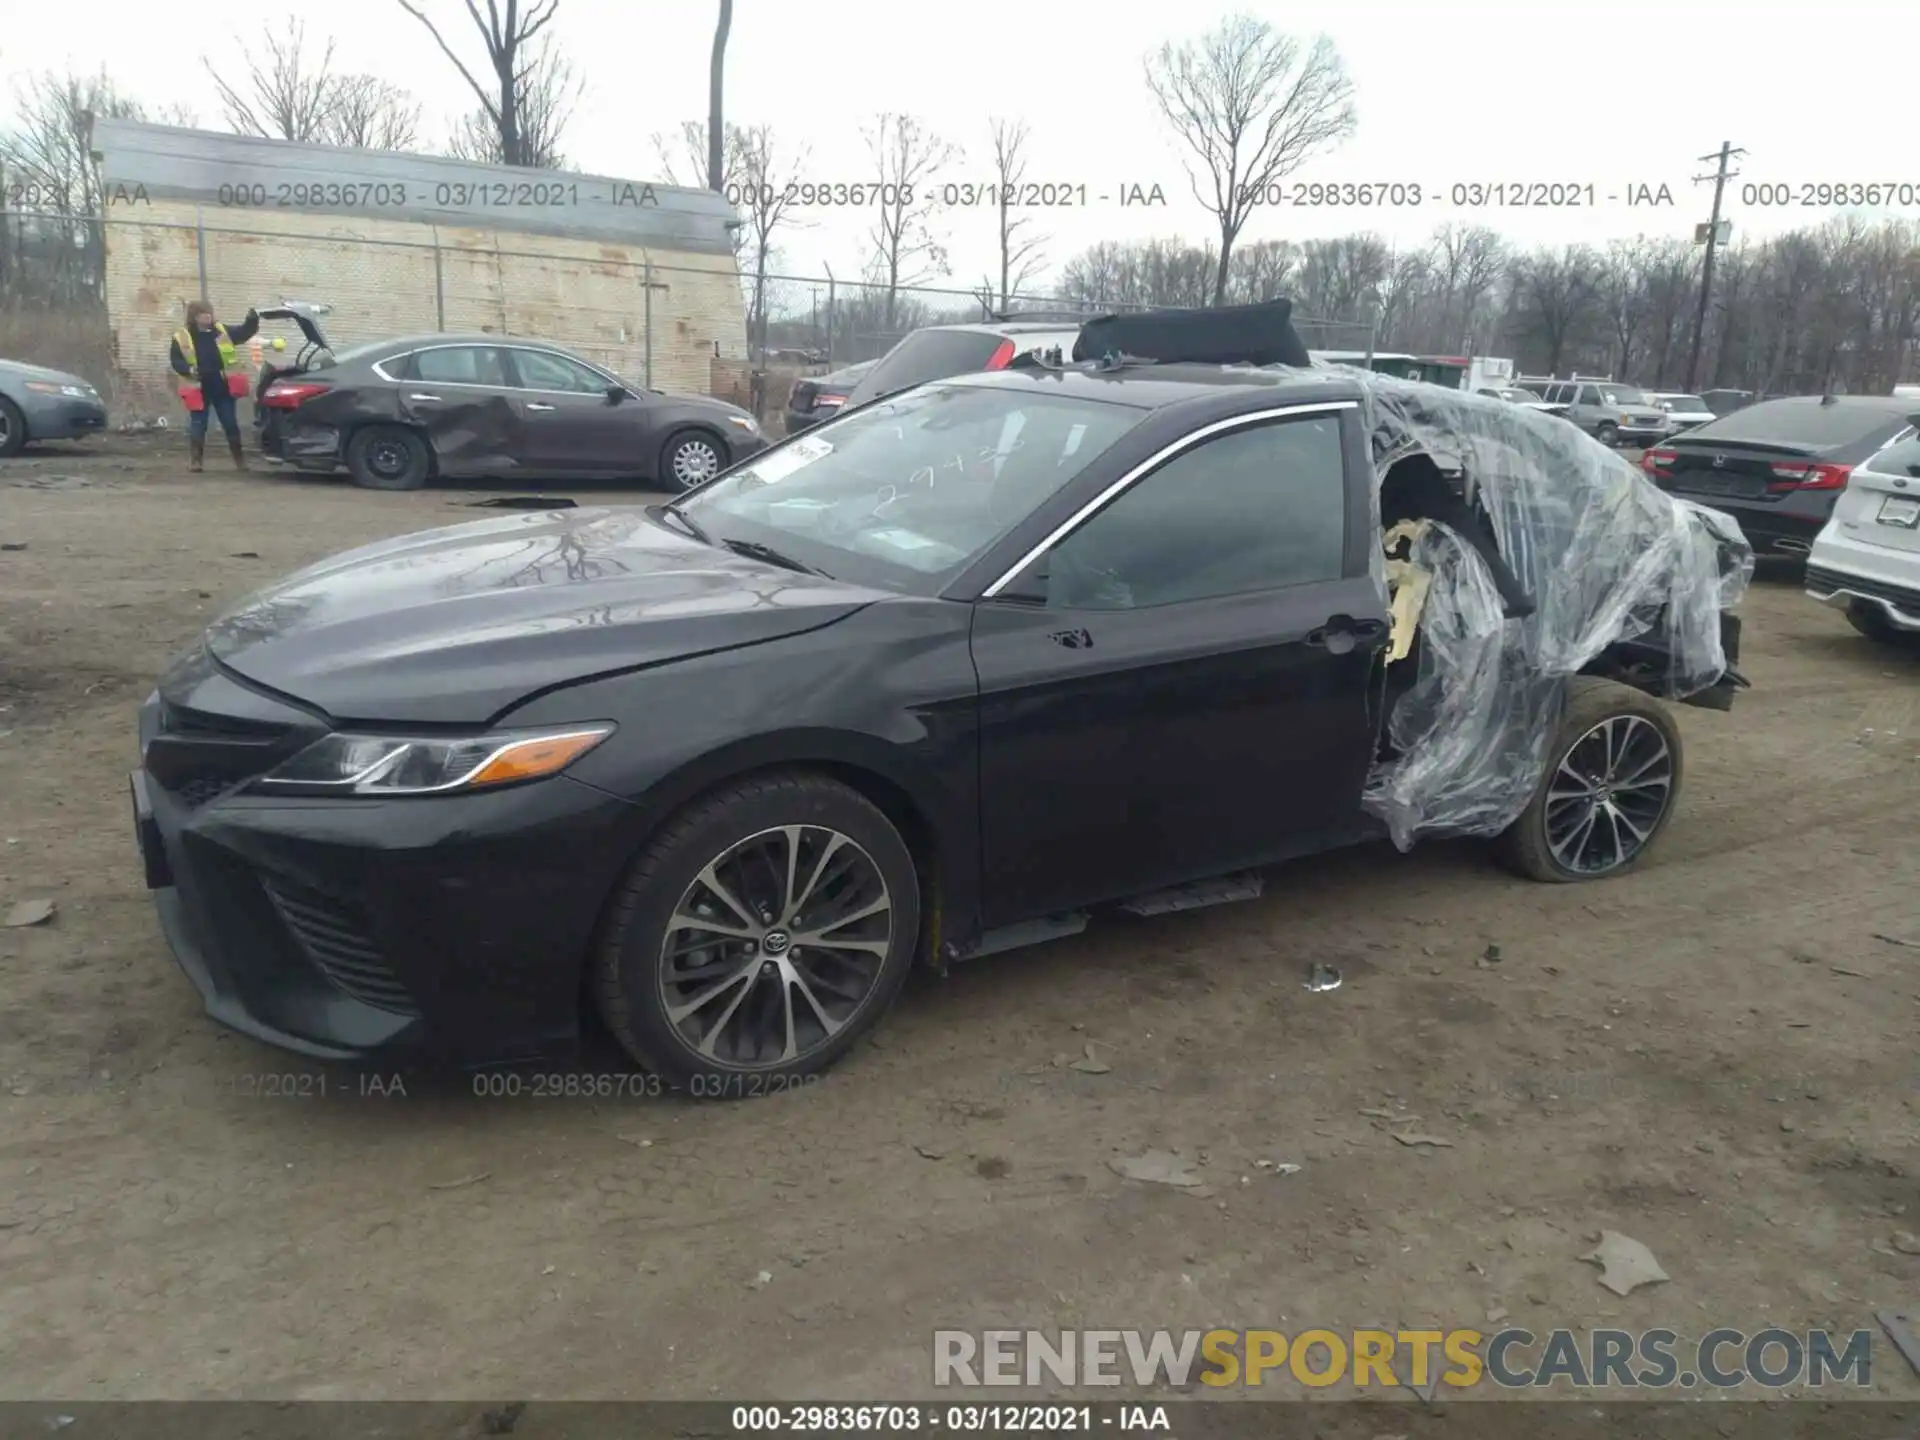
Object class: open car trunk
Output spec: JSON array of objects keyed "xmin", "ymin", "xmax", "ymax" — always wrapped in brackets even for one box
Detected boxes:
[{"xmin": 250, "ymin": 305, "xmax": 334, "ymax": 459}]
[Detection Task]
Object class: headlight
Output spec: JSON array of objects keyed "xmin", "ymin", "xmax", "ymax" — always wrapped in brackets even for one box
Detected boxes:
[
  {"xmin": 25, "ymin": 381, "xmax": 93, "ymax": 398},
  {"xmin": 252, "ymin": 724, "xmax": 613, "ymax": 796},
  {"xmin": 726, "ymin": 414, "xmax": 758, "ymax": 433}
]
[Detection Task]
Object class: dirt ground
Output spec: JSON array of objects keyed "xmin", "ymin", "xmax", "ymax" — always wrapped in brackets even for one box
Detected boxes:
[{"xmin": 1, "ymin": 434, "xmax": 1917, "ymax": 1407}]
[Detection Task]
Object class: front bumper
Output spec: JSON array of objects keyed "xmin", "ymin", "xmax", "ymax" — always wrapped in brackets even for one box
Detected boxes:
[
  {"xmin": 134, "ymin": 684, "xmax": 641, "ymax": 1065},
  {"xmin": 21, "ymin": 394, "xmax": 108, "ymax": 441},
  {"xmin": 727, "ymin": 430, "xmax": 771, "ymax": 464}
]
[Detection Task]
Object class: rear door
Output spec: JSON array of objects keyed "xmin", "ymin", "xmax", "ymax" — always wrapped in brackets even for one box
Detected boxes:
[
  {"xmin": 969, "ymin": 402, "xmax": 1387, "ymax": 924},
  {"xmin": 505, "ymin": 346, "xmax": 638, "ymax": 477},
  {"xmin": 400, "ymin": 345, "xmax": 522, "ymax": 475}
]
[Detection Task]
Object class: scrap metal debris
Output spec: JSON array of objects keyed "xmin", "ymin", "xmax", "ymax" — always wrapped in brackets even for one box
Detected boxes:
[
  {"xmin": 1069, "ymin": 1043, "xmax": 1111, "ymax": 1074},
  {"xmin": 1874, "ymin": 933, "xmax": 1918, "ymax": 950},
  {"xmin": 1877, "ymin": 1310, "xmax": 1920, "ymax": 1380},
  {"xmin": 1109, "ymin": 1150, "xmax": 1204, "ymax": 1188},
  {"xmin": 1303, "ymin": 962, "xmax": 1344, "ymax": 993},
  {"xmin": 1581, "ymin": 1230, "xmax": 1670, "ymax": 1296},
  {"xmin": 427, "ymin": 1172, "xmax": 491, "ymax": 1191},
  {"xmin": 1391, "ymin": 1132, "xmax": 1454, "ymax": 1148},
  {"xmin": 4, "ymin": 899, "xmax": 55, "ymax": 928},
  {"xmin": 461, "ymin": 496, "xmax": 579, "ymax": 509}
]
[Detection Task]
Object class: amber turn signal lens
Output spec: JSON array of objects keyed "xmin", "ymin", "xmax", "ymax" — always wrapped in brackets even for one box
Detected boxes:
[{"xmin": 466, "ymin": 729, "xmax": 610, "ymax": 787}]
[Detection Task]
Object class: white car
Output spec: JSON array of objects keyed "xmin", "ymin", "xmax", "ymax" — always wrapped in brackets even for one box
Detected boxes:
[
  {"xmin": 1805, "ymin": 430, "xmax": 1920, "ymax": 646},
  {"xmin": 1648, "ymin": 391, "xmax": 1716, "ymax": 435}
]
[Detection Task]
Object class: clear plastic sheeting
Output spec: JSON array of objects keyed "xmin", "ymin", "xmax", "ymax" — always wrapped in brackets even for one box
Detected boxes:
[{"xmin": 1345, "ymin": 369, "xmax": 1753, "ymax": 849}]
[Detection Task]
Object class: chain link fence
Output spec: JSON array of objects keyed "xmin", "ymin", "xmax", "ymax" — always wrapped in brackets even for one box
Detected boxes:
[{"xmin": 0, "ymin": 210, "xmax": 1377, "ymax": 422}]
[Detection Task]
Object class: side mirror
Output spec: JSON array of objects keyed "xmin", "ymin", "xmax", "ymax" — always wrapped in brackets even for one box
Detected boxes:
[{"xmin": 607, "ymin": 384, "xmax": 627, "ymax": 405}]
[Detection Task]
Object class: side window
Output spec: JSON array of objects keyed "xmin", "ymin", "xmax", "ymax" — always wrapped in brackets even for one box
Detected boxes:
[
  {"xmin": 512, "ymin": 349, "xmax": 608, "ymax": 394},
  {"xmin": 414, "ymin": 346, "xmax": 509, "ymax": 386},
  {"xmin": 1030, "ymin": 415, "xmax": 1347, "ymax": 611},
  {"xmin": 1577, "ymin": 385, "xmax": 1602, "ymax": 406}
]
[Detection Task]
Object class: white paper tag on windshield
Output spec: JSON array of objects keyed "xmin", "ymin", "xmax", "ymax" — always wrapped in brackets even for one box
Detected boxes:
[{"xmin": 747, "ymin": 434, "xmax": 832, "ymax": 484}]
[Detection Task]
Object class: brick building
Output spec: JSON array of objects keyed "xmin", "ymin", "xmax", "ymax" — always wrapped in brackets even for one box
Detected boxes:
[{"xmin": 88, "ymin": 117, "xmax": 746, "ymax": 414}]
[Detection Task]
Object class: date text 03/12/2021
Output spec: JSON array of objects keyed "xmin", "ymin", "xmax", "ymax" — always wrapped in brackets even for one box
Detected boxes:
[{"xmin": 717, "ymin": 180, "xmax": 1680, "ymax": 210}]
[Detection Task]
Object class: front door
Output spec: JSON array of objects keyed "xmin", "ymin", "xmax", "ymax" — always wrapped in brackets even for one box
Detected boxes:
[
  {"xmin": 506, "ymin": 347, "xmax": 638, "ymax": 478},
  {"xmin": 970, "ymin": 410, "xmax": 1389, "ymax": 925}
]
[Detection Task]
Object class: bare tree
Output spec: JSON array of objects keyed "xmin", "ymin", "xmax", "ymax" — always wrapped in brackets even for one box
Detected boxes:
[
  {"xmin": 1508, "ymin": 245, "xmax": 1602, "ymax": 374},
  {"xmin": 1225, "ymin": 237, "xmax": 1298, "ymax": 303},
  {"xmin": 862, "ymin": 113, "xmax": 959, "ymax": 328},
  {"xmin": 0, "ymin": 69, "xmax": 146, "ymax": 305},
  {"xmin": 328, "ymin": 75, "xmax": 423, "ymax": 150},
  {"xmin": 708, "ymin": 0, "xmax": 733, "ymax": 192},
  {"xmin": 985, "ymin": 117, "xmax": 1046, "ymax": 311},
  {"xmin": 1145, "ymin": 13, "xmax": 1356, "ymax": 305},
  {"xmin": 207, "ymin": 19, "xmax": 341, "ymax": 141},
  {"xmin": 652, "ymin": 120, "xmax": 741, "ymax": 192},
  {"xmin": 444, "ymin": 36, "xmax": 580, "ymax": 169},
  {"xmin": 398, "ymin": 0, "xmax": 568, "ymax": 167},
  {"xmin": 733, "ymin": 123, "xmax": 810, "ymax": 352}
]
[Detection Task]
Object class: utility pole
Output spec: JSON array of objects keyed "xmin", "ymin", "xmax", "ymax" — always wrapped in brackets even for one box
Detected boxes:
[{"xmin": 1684, "ymin": 141, "xmax": 1744, "ymax": 393}]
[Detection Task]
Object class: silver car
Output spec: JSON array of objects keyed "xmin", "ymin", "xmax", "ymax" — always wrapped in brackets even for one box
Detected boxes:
[
  {"xmin": 0, "ymin": 358, "xmax": 108, "ymax": 456},
  {"xmin": 1648, "ymin": 391, "xmax": 1716, "ymax": 436},
  {"xmin": 1519, "ymin": 377, "xmax": 1669, "ymax": 446}
]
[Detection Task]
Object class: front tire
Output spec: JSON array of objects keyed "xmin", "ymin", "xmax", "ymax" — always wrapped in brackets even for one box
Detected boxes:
[
  {"xmin": 346, "ymin": 425, "xmax": 431, "ymax": 491},
  {"xmin": 660, "ymin": 429, "xmax": 724, "ymax": 491},
  {"xmin": 1594, "ymin": 421, "xmax": 1619, "ymax": 446},
  {"xmin": 1498, "ymin": 677, "xmax": 1684, "ymax": 883},
  {"xmin": 593, "ymin": 772, "xmax": 921, "ymax": 1093},
  {"xmin": 0, "ymin": 397, "xmax": 26, "ymax": 457}
]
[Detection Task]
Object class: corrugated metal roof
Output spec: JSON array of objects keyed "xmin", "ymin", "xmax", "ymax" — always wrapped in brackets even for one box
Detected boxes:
[{"xmin": 89, "ymin": 117, "xmax": 740, "ymax": 256}]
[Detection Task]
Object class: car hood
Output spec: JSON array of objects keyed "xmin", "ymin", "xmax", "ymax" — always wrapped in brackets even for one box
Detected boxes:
[{"xmin": 200, "ymin": 506, "xmax": 886, "ymax": 724}]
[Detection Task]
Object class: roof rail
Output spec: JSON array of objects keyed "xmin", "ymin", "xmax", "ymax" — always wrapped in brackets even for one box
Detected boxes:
[{"xmin": 991, "ymin": 309, "xmax": 1095, "ymax": 324}]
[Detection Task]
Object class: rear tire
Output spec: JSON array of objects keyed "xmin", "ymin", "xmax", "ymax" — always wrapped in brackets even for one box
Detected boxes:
[
  {"xmin": 660, "ymin": 429, "xmax": 724, "ymax": 491},
  {"xmin": 593, "ymin": 771, "xmax": 920, "ymax": 1094},
  {"xmin": 0, "ymin": 397, "xmax": 26, "ymax": 457},
  {"xmin": 1497, "ymin": 677, "xmax": 1684, "ymax": 883},
  {"xmin": 346, "ymin": 425, "xmax": 431, "ymax": 491}
]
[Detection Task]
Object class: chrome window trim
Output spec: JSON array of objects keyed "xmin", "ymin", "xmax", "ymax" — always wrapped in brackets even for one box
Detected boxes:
[
  {"xmin": 372, "ymin": 342, "xmax": 626, "ymax": 397},
  {"xmin": 979, "ymin": 400, "xmax": 1359, "ymax": 599}
]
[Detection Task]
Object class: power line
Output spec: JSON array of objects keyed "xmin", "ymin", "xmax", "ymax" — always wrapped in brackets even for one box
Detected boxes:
[{"xmin": 1683, "ymin": 141, "xmax": 1745, "ymax": 393}]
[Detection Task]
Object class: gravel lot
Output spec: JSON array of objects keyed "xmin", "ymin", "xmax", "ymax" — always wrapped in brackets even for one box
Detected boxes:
[{"xmin": 2, "ymin": 435, "xmax": 1917, "ymax": 1404}]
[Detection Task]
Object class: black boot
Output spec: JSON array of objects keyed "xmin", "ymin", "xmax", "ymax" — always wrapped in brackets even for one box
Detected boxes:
[
  {"xmin": 227, "ymin": 435, "xmax": 247, "ymax": 471},
  {"xmin": 188, "ymin": 435, "xmax": 205, "ymax": 472}
]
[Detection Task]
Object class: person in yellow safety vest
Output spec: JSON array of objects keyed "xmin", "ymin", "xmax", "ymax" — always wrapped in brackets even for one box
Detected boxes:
[{"xmin": 168, "ymin": 298, "xmax": 259, "ymax": 473}]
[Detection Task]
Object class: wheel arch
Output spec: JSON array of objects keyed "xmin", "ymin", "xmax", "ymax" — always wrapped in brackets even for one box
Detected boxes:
[{"xmin": 583, "ymin": 729, "xmax": 975, "ymax": 992}]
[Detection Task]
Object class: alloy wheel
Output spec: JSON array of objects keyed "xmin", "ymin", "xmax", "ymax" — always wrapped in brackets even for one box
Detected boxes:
[
  {"xmin": 672, "ymin": 438, "xmax": 721, "ymax": 487},
  {"xmin": 1543, "ymin": 714, "xmax": 1674, "ymax": 875},
  {"xmin": 0, "ymin": 411, "xmax": 10, "ymax": 445},
  {"xmin": 657, "ymin": 824, "xmax": 893, "ymax": 1068}
]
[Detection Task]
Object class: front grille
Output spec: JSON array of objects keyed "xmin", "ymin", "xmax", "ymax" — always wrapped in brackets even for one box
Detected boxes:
[
  {"xmin": 264, "ymin": 878, "xmax": 419, "ymax": 1015},
  {"xmin": 147, "ymin": 700, "xmax": 305, "ymax": 809},
  {"xmin": 1806, "ymin": 565, "xmax": 1920, "ymax": 615}
]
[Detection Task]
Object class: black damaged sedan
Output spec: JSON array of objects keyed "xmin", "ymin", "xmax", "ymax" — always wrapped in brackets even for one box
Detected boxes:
[{"xmin": 133, "ymin": 307, "xmax": 1748, "ymax": 1090}]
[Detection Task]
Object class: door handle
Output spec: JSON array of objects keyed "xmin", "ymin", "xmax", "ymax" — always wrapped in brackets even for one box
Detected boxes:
[
  {"xmin": 1046, "ymin": 627, "xmax": 1093, "ymax": 649},
  {"xmin": 526, "ymin": 402, "xmax": 556, "ymax": 412},
  {"xmin": 1306, "ymin": 615, "xmax": 1388, "ymax": 654},
  {"xmin": 406, "ymin": 393, "xmax": 440, "ymax": 402}
]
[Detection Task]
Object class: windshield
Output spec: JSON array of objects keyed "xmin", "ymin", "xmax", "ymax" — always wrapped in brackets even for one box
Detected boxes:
[
  {"xmin": 1504, "ymin": 388, "xmax": 1542, "ymax": 401},
  {"xmin": 1662, "ymin": 395, "xmax": 1707, "ymax": 410},
  {"xmin": 1599, "ymin": 386, "xmax": 1648, "ymax": 405},
  {"xmin": 675, "ymin": 383, "xmax": 1144, "ymax": 593}
]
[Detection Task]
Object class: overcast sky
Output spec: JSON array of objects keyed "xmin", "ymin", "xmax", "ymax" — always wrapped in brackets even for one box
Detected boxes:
[{"xmin": 7, "ymin": 0, "xmax": 1918, "ymax": 294}]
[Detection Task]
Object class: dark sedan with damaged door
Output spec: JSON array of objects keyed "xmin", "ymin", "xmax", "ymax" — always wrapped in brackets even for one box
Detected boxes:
[
  {"xmin": 258, "ymin": 333, "xmax": 767, "ymax": 491},
  {"xmin": 130, "ymin": 300, "xmax": 1749, "ymax": 1093}
]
